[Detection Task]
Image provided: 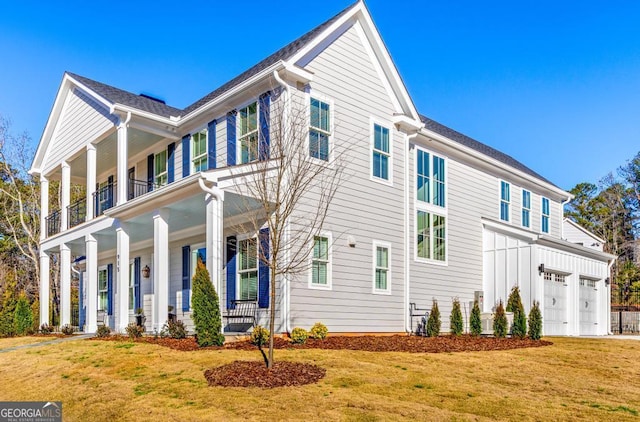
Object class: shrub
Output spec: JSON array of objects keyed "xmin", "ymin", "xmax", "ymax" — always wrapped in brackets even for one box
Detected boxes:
[
  {"xmin": 125, "ymin": 323, "xmax": 144, "ymax": 339},
  {"xmin": 13, "ymin": 293, "xmax": 34, "ymax": 336},
  {"xmin": 290, "ymin": 327, "xmax": 309, "ymax": 344},
  {"xmin": 309, "ymin": 322, "xmax": 328, "ymax": 340},
  {"xmin": 450, "ymin": 298, "xmax": 463, "ymax": 336},
  {"xmin": 528, "ymin": 300, "xmax": 543, "ymax": 340},
  {"xmin": 161, "ymin": 319, "xmax": 187, "ymax": 339},
  {"xmin": 507, "ymin": 286, "xmax": 527, "ymax": 339},
  {"xmin": 191, "ymin": 262, "xmax": 224, "ymax": 347},
  {"xmin": 39, "ymin": 323, "xmax": 54, "ymax": 334},
  {"xmin": 95, "ymin": 324, "xmax": 111, "ymax": 338},
  {"xmin": 470, "ymin": 300, "xmax": 482, "ymax": 336},
  {"xmin": 493, "ymin": 300, "xmax": 508, "ymax": 338},
  {"xmin": 250, "ymin": 325, "xmax": 270, "ymax": 347},
  {"xmin": 61, "ymin": 324, "xmax": 74, "ymax": 336},
  {"xmin": 0, "ymin": 283, "xmax": 18, "ymax": 337},
  {"xmin": 31, "ymin": 299, "xmax": 40, "ymax": 333},
  {"xmin": 426, "ymin": 300, "xmax": 441, "ymax": 337}
]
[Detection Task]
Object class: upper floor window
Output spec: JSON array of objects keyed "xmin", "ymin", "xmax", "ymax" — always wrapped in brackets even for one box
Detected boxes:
[
  {"xmin": 154, "ymin": 150, "xmax": 168, "ymax": 187},
  {"xmin": 522, "ymin": 189, "xmax": 531, "ymax": 228},
  {"xmin": 541, "ymin": 197, "xmax": 550, "ymax": 233},
  {"xmin": 238, "ymin": 237, "xmax": 258, "ymax": 301},
  {"xmin": 309, "ymin": 98, "xmax": 330, "ymax": 161},
  {"xmin": 239, "ymin": 102, "xmax": 258, "ymax": 164},
  {"xmin": 372, "ymin": 123, "xmax": 391, "ymax": 181},
  {"xmin": 417, "ymin": 149, "xmax": 446, "ymax": 207},
  {"xmin": 311, "ymin": 235, "xmax": 331, "ymax": 288},
  {"xmin": 192, "ymin": 130, "xmax": 208, "ymax": 172},
  {"xmin": 500, "ymin": 181, "xmax": 510, "ymax": 222}
]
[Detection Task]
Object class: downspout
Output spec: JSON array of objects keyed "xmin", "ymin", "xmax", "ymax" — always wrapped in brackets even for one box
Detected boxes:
[
  {"xmin": 607, "ymin": 258, "xmax": 615, "ymax": 335},
  {"xmin": 272, "ymin": 69, "xmax": 292, "ymax": 333},
  {"xmin": 404, "ymin": 131, "xmax": 419, "ymax": 333}
]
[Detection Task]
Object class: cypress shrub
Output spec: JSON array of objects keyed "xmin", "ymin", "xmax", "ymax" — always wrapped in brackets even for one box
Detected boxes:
[
  {"xmin": 450, "ymin": 298, "xmax": 463, "ymax": 336},
  {"xmin": 528, "ymin": 300, "xmax": 543, "ymax": 340},
  {"xmin": 493, "ymin": 300, "xmax": 508, "ymax": 338},
  {"xmin": 507, "ymin": 286, "xmax": 527, "ymax": 338},
  {"xmin": 13, "ymin": 293, "xmax": 34, "ymax": 336},
  {"xmin": 191, "ymin": 262, "xmax": 224, "ymax": 347},
  {"xmin": 426, "ymin": 300, "xmax": 441, "ymax": 337},
  {"xmin": 0, "ymin": 285, "xmax": 18, "ymax": 337},
  {"xmin": 470, "ymin": 300, "xmax": 482, "ymax": 336}
]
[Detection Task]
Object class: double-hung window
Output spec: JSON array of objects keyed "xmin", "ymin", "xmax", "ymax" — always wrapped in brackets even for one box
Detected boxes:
[
  {"xmin": 522, "ymin": 189, "xmax": 531, "ymax": 228},
  {"xmin": 309, "ymin": 98, "xmax": 330, "ymax": 161},
  {"xmin": 311, "ymin": 235, "xmax": 331, "ymax": 288},
  {"xmin": 238, "ymin": 238, "xmax": 258, "ymax": 300},
  {"xmin": 372, "ymin": 123, "xmax": 391, "ymax": 181},
  {"xmin": 541, "ymin": 197, "xmax": 550, "ymax": 233},
  {"xmin": 98, "ymin": 267, "xmax": 108, "ymax": 311},
  {"xmin": 373, "ymin": 242, "xmax": 390, "ymax": 293},
  {"xmin": 500, "ymin": 181, "xmax": 510, "ymax": 222},
  {"xmin": 416, "ymin": 148, "xmax": 447, "ymax": 262},
  {"xmin": 128, "ymin": 262, "xmax": 135, "ymax": 311},
  {"xmin": 154, "ymin": 150, "xmax": 168, "ymax": 187},
  {"xmin": 239, "ymin": 102, "xmax": 259, "ymax": 164},
  {"xmin": 191, "ymin": 130, "xmax": 208, "ymax": 172}
]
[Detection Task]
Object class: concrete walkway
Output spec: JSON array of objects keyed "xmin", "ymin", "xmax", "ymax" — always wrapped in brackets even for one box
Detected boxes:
[{"xmin": 0, "ymin": 333, "xmax": 93, "ymax": 354}]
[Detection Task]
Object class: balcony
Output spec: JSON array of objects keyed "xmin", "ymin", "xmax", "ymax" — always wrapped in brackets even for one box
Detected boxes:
[
  {"xmin": 45, "ymin": 209, "xmax": 61, "ymax": 237},
  {"xmin": 93, "ymin": 181, "xmax": 116, "ymax": 217},
  {"xmin": 128, "ymin": 178, "xmax": 156, "ymax": 201},
  {"xmin": 67, "ymin": 198, "xmax": 87, "ymax": 228}
]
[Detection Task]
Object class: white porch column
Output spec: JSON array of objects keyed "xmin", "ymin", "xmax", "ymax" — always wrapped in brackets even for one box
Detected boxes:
[
  {"xmin": 116, "ymin": 118, "xmax": 128, "ymax": 206},
  {"xmin": 85, "ymin": 234, "xmax": 98, "ymax": 333},
  {"xmin": 39, "ymin": 251, "xmax": 50, "ymax": 326},
  {"xmin": 59, "ymin": 243, "xmax": 71, "ymax": 326},
  {"xmin": 40, "ymin": 176, "xmax": 49, "ymax": 241},
  {"xmin": 60, "ymin": 161, "xmax": 70, "ymax": 230},
  {"xmin": 153, "ymin": 209, "xmax": 169, "ymax": 331},
  {"xmin": 86, "ymin": 144, "xmax": 96, "ymax": 220},
  {"xmin": 205, "ymin": 190, "xmax": 224, "ymax": 295},
  {"xmin": 116, "ymin": 223, "xmax": 130, "ymax": 332}
]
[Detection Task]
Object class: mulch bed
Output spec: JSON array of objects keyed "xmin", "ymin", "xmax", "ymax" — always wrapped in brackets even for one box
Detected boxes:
[{"xmin": 204, "ymin": 360, "xmax": 326, "ymax": 388}]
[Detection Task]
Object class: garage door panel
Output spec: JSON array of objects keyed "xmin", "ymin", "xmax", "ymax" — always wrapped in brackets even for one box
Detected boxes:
[
  {"xmin": 579, "ymin": 278, "xmax": 598, "ymax": 335},
  {"xmin": 544, "ymin": 272, "xmax": 568, "ymax": 336}
]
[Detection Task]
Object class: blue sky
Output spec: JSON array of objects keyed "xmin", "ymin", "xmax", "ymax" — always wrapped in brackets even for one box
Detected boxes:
[{"xmin": 1, "ymin": 0, "xmax": 639, "ymax": 190}]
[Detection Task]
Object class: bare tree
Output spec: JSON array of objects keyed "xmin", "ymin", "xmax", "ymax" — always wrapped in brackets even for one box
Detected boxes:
[{"xmin": 230, "ymin": 86, "xmax": 346, "ymax": 368}]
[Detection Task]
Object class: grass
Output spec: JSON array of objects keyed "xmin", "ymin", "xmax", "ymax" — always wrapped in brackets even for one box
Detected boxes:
[{"xmin": 0, "ymin": 336, "xmax": 639, "ymax": 421}]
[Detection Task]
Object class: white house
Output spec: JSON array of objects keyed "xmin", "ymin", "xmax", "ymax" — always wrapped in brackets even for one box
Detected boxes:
[{"xmin": 30, "ymin": 1, "xmax": 615, "ymax": 336}]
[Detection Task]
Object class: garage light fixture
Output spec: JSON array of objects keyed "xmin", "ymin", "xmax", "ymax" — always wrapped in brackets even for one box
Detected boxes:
[
  {"xmin": 538, "ymin": 264, "xmax": 545, "ymax": 275},
  {"xmin": 605, "ymin": 277, "xmax": 610, "ymax": 286}
]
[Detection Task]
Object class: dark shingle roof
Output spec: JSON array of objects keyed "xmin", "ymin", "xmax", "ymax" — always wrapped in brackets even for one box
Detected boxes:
[{"xmin": 419, "ymin": 114, "xmax": 557, "ymax": 187}]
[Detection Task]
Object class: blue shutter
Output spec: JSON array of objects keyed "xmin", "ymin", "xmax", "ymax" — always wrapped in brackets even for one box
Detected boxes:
[
  {"xmin": 134, "ymin": 257, "xmax": 141, "ymax": 311},
  {"xmin": 167, "ymin": 142, "xmax": 175, "ymax": 183},
  {"xmin": 258, "ymin": 228, "xmax": 270, "ymax": 308},
  {"xmin": 182, "ymin": 245, "xmax": 191, "ymax": 311},
  {"xmin": 226, "ymin": 236, "xmax": 237, "ymax": 309},
  {"xmin": 79, "ymin": 272, "xmax": 85, "ymax": 330},
  {"xmin": 259, "ymin": 92, "xmax": 271, "ymax": 160},
  {"xmin": 107, "ymin": 175, "xmax": 114, "ymax": 208},
  {"xmin": 147, "ymin": 154, "xmax": 154, "ymax": 192},
  {"xmin": 226, "ymin": 111, "xmax": 237, "ymax": 166},
  {"xmin": 182, "ymin": 134, "xmax": 190, "ymax": 178},
  {"xmin": 107, "ymin": 263, "xmax": 113, "ymax": 316},
  {"xmin": 207, "ymin": 119, "xmax": 217, "ymax": 170}
]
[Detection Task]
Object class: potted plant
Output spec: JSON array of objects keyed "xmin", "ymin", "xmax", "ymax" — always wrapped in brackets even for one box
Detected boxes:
[{"xmin": 135, "ymin": 308, "xmax": 145, "ymax": 327}]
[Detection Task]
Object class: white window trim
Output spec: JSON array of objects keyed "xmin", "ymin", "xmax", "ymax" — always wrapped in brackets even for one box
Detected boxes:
[
  {"xmin": 521, "ymin": 189, "xmax": 531, "ymax": 229},
  {"xmin": 236, "ymin": 100, "xmax": 260, "ymax": 165},
  {"xmin": 372, "ymin": 240, "xmax": 391, "ymax": 295},
  {"xmin": 414, "ymin": 146, "xmax": 448, "ymax": 266},
  {"xmin": 541, "ymin": 196, "xmax": 550, "ymax": 234},
  {"xmin": 236, "ymin": 233, "xmax": 259, "ymax": 301},
  {"xmin": 98, "ymin": 265, "xmax": 108, "ymax": 312},
  {"xmin": 308, "ymin": 232, "xmax": 332, "ymax": 290},
  {"xmin": 191, "ymin": 128, "xmax": 208, "ymax": 173},
  {"xmin": 154, "ymin": 149, "xmax": 168, "ymax": 187},
  {"xmin": 305, "ymin": 91, "xmax": 335, "ymax": 164},
  {"xmin": 190, "ymin": 242, "xmax": 206, "ymax": 278},
  {"xmin": 128, "ymin": 260, "xmax": 135, "ymax": 314},
  {"xmin": 500, "ymin": 180, "xmax": 510, "ymax": 222},
  {"xmin": 369, "ymin": 117, "xmax": 393, "ymax": 186}
]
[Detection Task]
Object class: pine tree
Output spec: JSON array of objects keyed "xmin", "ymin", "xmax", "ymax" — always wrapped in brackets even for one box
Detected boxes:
[
  {"xmin": 528, "ymin": 301, "xmax": 543, "ymax": 340},
  {"xmin": 0, "ymin": 280, "xmax": 18, "ymax": 337},
  {"xmin": 191, "ymin": 261, "xmax": 224, "ymax": 347},
  {"xmin": 470, "ymin": 300, "xmax": 482, "ymax": 336},
  {"xmin": 450, "ymin": 298, "xmax": 463, "ymax": 336},
  {"xmin": 493, "ymin": 300, "xmax": 508, "ymax": 338},
  {"xmin": 506, "ymin": 286, "xmax": 527, "ymax": 338},
  {"xmin": 426, "ymin": 300, "xmax": 441, "ymax": 337},
  {"xmin": 13, "ymin": 293, "xmax": 34, "ymax": 336}
]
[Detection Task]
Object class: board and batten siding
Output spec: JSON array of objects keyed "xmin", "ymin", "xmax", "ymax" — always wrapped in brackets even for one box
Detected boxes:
[
  {"xmin": 287, "ymin": 21, "xmax": 405, "ymax": 333},
  {"xmin": 44, "ymin": 88, "xmax": 117, "ymax": 175}
]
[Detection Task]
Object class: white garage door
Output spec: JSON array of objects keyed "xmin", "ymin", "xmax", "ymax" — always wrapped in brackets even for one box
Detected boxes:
[
  {"xmin": 544, "ymin": 272, "xmax": 568, "ymax": 335},
  {"xmin": 579, "ymin": 278, "xmax": 598, "ymax": 335}
]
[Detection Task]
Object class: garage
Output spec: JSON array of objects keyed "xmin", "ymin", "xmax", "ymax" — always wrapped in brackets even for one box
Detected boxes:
[
  {"xmin": 579, "ymin": 278, "xmax": 598, "ymax": 335},
  {"xmin": 543, "ymin": 271, "xmax": 568, "ymax": 336}
]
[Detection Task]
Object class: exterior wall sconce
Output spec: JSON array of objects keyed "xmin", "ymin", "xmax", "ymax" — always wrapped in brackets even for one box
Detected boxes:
[
  {"xmin": 538, "ymin": 264, "xmax": 545, "ymax": 275},
  {"xmin": 348, "ymin": 235, "xmax": 356, "ymax": 248},
  {"xmin": 605, "ymin": 277, "xmax": 610, "ymax": 286},
  {"xmin": 142, "ymin": 265, "xmax": 151, "ymax": 279}
]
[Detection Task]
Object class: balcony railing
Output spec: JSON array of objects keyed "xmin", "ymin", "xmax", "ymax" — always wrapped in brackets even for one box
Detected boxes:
[
  {"xmin": 93, "ymin": 181, "xmax": 116, "ymax": 217},
  {"xmin": 45, "ymin": 209, "xmax": 61, "ymax": 237},
  {"xmin": 67, "ymin": 198, "xmax": 87, "ymax": 228},
  {"xmin": 128, "ymin": 178, "xmax": 156, "ymax": 200}
]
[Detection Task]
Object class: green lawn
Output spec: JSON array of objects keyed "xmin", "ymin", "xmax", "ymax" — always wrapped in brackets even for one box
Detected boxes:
[{"xmin": 0, "ymin": 336, "xmax": 638, "ymax": 421}]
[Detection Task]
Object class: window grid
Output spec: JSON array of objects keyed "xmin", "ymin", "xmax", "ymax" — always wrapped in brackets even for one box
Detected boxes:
[
  {"xmin": 154, "ymin": 150, "xmax": 168, "ymax": 187},
  {"xmin": 372, "ymin": 124, "xmax": 390, "ymax": 180},
  {"xmin": 128, "ymin": 262, "xmax": 135, "ymax": 311},
  {"xmin": 544, "ymin": 272, "xmax": 565, "ymax": 283},
  {"xmin": 192, "ymin": 130, "xmax": 208, "ymax": 172},
  {"xmin": 500, "ymin": 181, "xmax": 510, "ymax": 222},
  {"xmin": 417, "ymin": 210, "xmax": 446, "ymax": 262},
  {"xmin": 238, "ymin": 238, "xmax": 258, "ymax": 300},
  {"xmin": 309, "ymin": 98, "xmax": 330, "ymax": 161},
  {"xmin": 98, "ymin": 267, "xmax": 108, "ymax": 311},
  {"xmin": 239, "ymin": 102, "xmax": 259, "ymax": 164},
  {"xmin": 312, "ymin": 236, "xmax": 329, "ymax": 286},
  {"xmin": 374, "ymin": 245, "xmax": 389, "ymax": 291},
  {"xmin": 580, "ymin": 278, "xmax": 597, "ymax": 288},
  {"xmin": 522, "ymin": 189, "xmax": 531, "ymax": 228},
  {"xmin": 542, "ymin": 197, "xmax": 550, "ymax": 233}
]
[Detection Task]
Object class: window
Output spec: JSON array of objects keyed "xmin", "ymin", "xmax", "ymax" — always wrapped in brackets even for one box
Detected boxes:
[
  {"xmin": 417, "ymin": 149, "xmax": 445, "ymax": 207},
  {"xmin": 544, "ymin": 272, "xmax": 565, "ymax": 284},
  {"xmin": 417, "ymin": 211, "xmax": 446, "ymax": 261},
  {"xmin": 238, "ymin": 238, "xmax": 258, "ymax": 300},
  {"xmin": 522, "ymin": 189, "xmax": 531, "ymax": 228},
  {"xmin": 373, "ymin": 243, "xmax": 390, "ymax": 293},
  {"xmin": 98, "ymin": 267, "xmax": 108, "ymax": 311},
  {"xmin": 580, "ymin": 278, "xmax": 597, "ymax": 288},
  {"xmin": 500, "ymin": 181, "xmax": 510, "ymax": 222},
  {"xmin": 154, "ymin": 150, "xmax": 168, "ymax": 187},
  {"xmin": 309, "ymin": 98, "xmax": 330, "ymax": 160},
  {"xmin": 416, "ymin": 148, "xmax": 447, "ymax": 263},
  {"xmin": 97, "ymin": 179, "xmax": 112, "ymax": 215},
  {"xmin": 191, "ymin": 247, "xmax": 206, "ymax": 278},
  {"xmin": 239, "ymin": 102, "xmax": 258, "ymax": 164},
  {"xmin": 372, "ymin": 123, "xmax": 390, "ymax": 181},
  {"xmin": 192, "ymin": 130, "xmax": 208, "ymax": 172},
  {"xmin": 128, "ymin": 262, "xmax": 135, "ymax": 311},
  {"xmin": 541, "ymin": 197, "xmax": 550, "ymax": 233},
  {"xmin": 311, "ymin": 235, "xmax": 330, "ymax": 287}
]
